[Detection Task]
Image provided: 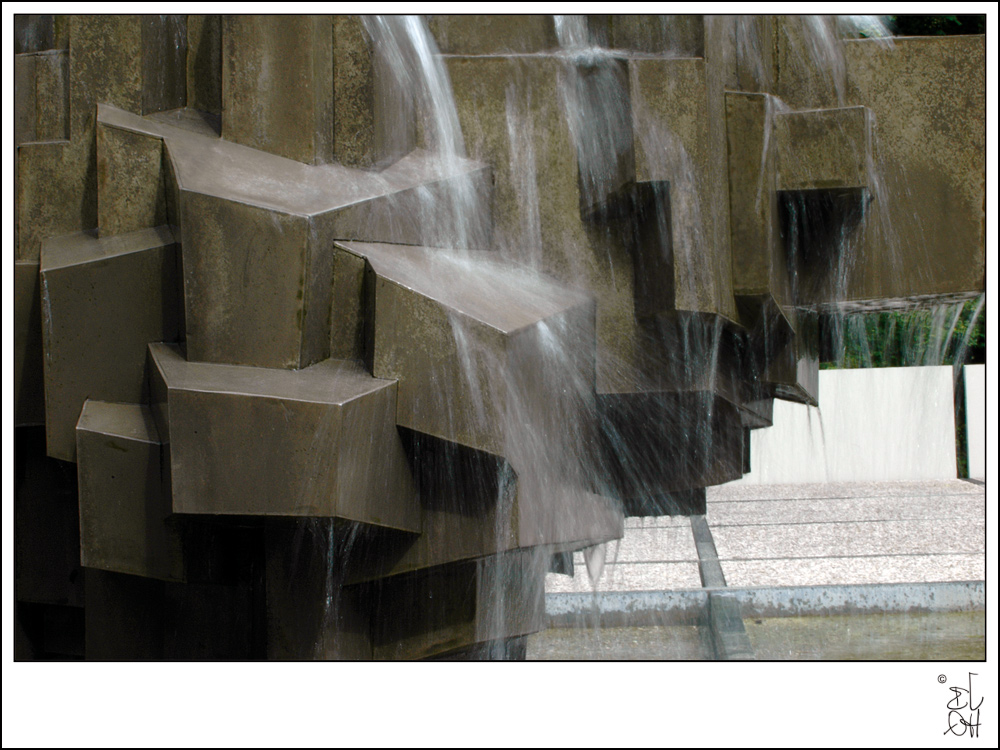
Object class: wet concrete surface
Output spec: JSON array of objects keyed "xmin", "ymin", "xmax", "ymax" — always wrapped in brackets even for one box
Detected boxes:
[
  {"xmin": 745, "ymin": 611, "xmax": 985, "ymax": 660},
  {"xmin": 527, "ymin": 625, "xmax": 713, "ymax": 660},
  {"xmin": 527, "ymin": 610, "xmax": 984, "ymax": 660}
]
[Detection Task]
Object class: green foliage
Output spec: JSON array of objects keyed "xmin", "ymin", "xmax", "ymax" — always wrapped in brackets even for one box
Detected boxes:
[
  {"xmin": 822, "ymin": 297, "xmax": 985, "ymax": 370},
  {"xmin": 889, "ymin": 15, "xmax": 986, "ymax": 37}
]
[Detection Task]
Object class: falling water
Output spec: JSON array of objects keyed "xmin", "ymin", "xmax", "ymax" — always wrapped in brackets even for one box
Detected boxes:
[
  {"xmin": 362, "ymin": 15, "xmax": 484, "ymax": 251},
  {"xmin": 322, "ymin": 14, "xmax": 982, "ymax": 657}
]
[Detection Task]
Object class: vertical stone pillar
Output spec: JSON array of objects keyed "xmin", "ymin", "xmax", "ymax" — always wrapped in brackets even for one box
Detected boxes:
[{"xmin": 222, "ymin": 15, "xmax": 335, "ymax": 165}]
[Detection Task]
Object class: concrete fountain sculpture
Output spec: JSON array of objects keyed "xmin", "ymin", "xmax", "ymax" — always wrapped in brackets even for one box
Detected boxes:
[{"xmin": 13, "ymin": 15, "xmax": 984, "ymax": 659}]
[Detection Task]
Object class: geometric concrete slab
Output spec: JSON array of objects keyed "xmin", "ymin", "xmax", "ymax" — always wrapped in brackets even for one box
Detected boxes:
[
  {"xmin": 14, "ymin": 49, "xmax": 69, "ymax": 144},
  {"xmin": 222, "ymin": 15, "xmax": 334, "ymax": 165},
  {"xmin": 775, "ymin": 106, "xmax": 872, "ymax": 192},
  {"xmin": 148, "ymin": 343, "xmax": 420, "ymax": 531},
  {"xmin": 76, "ymin": 400, "xmax": 186, "ymax": 582},
  {"xmin": 733, "ymin": 366, "xmax": 957, "ymax": 484},
  {"xmin": 84, "ymin": 568, "xmax": 256, "ymax": 661},
  {"xmin": 726, "ymin": 92, "xmax": 791, "ymax": 313},
  {"xmin": 94, "ymin": 104, "xmax": 492, "ymax": 370},
  {"xmin": 597, "ymin": 389, "xmax": 746, "ymax": 499},
  {"xmin": 335, "ymin": 241, "xmax": 596, "ymax": 460},
  {"xmin": 801, "ymin": 35, "xmax": 986, "ymax": 308},
  {"xmin": 630, "ymin": 55, "xmax": 738, "ymax": 322},
  {"xmin": 318, "ymin": 431, "xmax": 623, "ymax": 584},
  {"xmin": 97, "ymin": 121, "xmax": 168, "ymax": 237},
  {"xmin": 370, "ymin": 550, "xmax": 547, "ymax": 660},
  {"xmin": 39, "ymin": 225, "xmax": 181, "ymax": 461},
  {"xmin": 263, "ymin": 523, "xmax": 374, "ymax": 660},
  {"xmin": 333, "ymin": 16, "xmax": 416, "ymax": 169},
  {"xmin": 15, "ymin": 140, "xmax": 89, "ymax": 261}
]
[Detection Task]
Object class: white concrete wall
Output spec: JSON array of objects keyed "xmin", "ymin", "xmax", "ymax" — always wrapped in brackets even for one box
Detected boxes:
[
  {"xmin": 965, "ymin": 364, "xmax": 985, "ymax": 479},
  {"xmin": 734, "ymin": 366, "xmax": 957, "ymax": 484}
]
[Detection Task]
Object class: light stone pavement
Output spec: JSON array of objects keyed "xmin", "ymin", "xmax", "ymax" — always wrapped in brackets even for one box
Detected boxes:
[{"xmin": 545, "ymin": 479, "xmax": 985, "ymax": 595}]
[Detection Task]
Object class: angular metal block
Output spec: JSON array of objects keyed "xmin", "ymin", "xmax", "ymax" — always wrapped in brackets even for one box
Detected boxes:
[
  {"xmin": 176, "ymin": 196, "xmax": 316, "ymax": 365},
  {"xmin": 178, "ymin": 192, "xmax": 319, "ymax": 369},
  {"xmin": 95, "ymin": 104, "xmax": 492, "ymax": 368},
  {"xmin": 371, "ymin": 551, "xmax": 547, "ymax": 660},
  {"xmin": 740, "ymin": 396, "xmax": 774, "ymax": 430},
  {"xmin": 322, "ymin": 166, "xmax": 493, "ymax": 251},
  {"xmin": 337, "ymin": 241, "xmax": 596, "ymax": 459},
  {"xmin": 222, "ymin": 15, "xmax": 334, "ymax": 165},
  {"xmin": 837, "ymin": 35, "xmax": 985, "ymax": 307},
  {"xmin": 761, "ymin": 308, "xmax": 820, "ymax": 406},
  {"xmin": 736, "ymin": 294, "xmax": 818, "ymax": 407},
  {"xmin": 328, "ymin": 430, "xmax": 623, "ymax": 583},
  {"xmin": 68, "ymin": 15, "xmax": 143, "ymax": 138},
  {"xmin": 14, "ymin": 261, "xmax": 45, "ymax": 427},
  {"xmin": 776, "ymin": 106, "xmax": 872, "ymax": 191},
  {"xmin": 725, "ymin": 92, "xmax": 793, "ymax": 315},
  {"xmin": 97, "ymin": 122, "xmax": 168, "ymax": 236},
  {"xmin": 84, "ymin": 568, "xmax": 166, "ymax": 660},
  {"xmin": 40, "ymin": 226, "xmax": 180, "ymax": 461},
  {"xmin": 69, "ymin": 15, "xmax": 186, "ymax": 132},
  {"xmin": 566, "ymin": 54, "xmax": 634, "ymax": 219},
  {"xmin": 76, "ymin": 400, "xmax": 186, "ymax": 581},
  {"xmin": 630, "ymin": 55, "xmax": 737, "ymax": 322},
  {"xmin": 148, "ymin": 343, "xmax": 420, "ymax": 531},
  {"xmin": 598, "ymin": 390, "xmax": 745, "ymax": 499},
  {"xmin": 140, "ymin": 15, "xmax": 187, "ymax": 115},
  {"xmin": 446, "ymin": 53, "xmax": 647, "ymax": 393}
]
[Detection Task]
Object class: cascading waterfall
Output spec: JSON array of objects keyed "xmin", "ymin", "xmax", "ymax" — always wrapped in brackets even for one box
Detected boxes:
[
  {"xmin": 279, "ymin": 11, "xmax": 984, "ymax": 656},
  {"xmin": 12, "ymin": 11, "xmax": 983, "ymax": 669}
]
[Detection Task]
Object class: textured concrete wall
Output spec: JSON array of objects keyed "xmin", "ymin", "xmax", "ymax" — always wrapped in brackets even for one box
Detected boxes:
[
  {"xmin": 734, "ymin": 366, "xmax": 957, "ymax": 484},
  {"xmin": 965, "ymin": 364, "xmax": 985, "ymax": 479}
]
